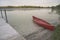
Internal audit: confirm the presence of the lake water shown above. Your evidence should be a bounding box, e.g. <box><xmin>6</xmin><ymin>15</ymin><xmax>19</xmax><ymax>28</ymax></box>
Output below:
<box><xmin>0</xmin><ymin>8</ymin><xmax>60</xmax><ymax>37</ymax></box>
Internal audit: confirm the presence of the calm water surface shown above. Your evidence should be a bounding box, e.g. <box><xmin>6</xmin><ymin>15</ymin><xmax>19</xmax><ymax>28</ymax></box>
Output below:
<box><xmin>0</xmin><ymin>8</ymin><xmax>60</xmax><ymax>36</ymax></box>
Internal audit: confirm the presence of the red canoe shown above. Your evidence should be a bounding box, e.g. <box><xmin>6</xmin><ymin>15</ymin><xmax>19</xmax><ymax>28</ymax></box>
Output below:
<box><xmin>32</xmin><ymin>16</ymin><xmax>55</xmax><ymax>31</ymax></box>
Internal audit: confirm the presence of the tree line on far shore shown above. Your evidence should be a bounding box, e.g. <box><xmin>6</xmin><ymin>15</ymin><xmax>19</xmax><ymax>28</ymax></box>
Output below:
<box><xmin>0</xmin><ymin>6</ymin><xmax>52</xmax><ymax>8</ymax></box>
<box><xmin>51</xmin><ymin>4</ymin><xmax>60</xmax><ymax>9</ymax></box>
<box><xmin>0</xmin><ymin>4</ymin><xmax>60</xmax><ymax>9</ymax></box>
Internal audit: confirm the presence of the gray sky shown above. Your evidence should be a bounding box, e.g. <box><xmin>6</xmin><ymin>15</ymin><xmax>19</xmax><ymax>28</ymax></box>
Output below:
<box><xmin>0</xmin><ymin>0</ymin><xmax>60</xmax><ymax>7</ymax></box>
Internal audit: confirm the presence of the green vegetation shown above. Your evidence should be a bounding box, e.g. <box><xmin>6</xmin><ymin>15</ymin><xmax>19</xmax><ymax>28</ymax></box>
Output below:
<box><xmin>0</xmin><ymin>6</ymin><xmax>52</xmax><ymax>8</ymax></box>
<box><xmin>52</xmin><ymin>24</ymin><xmax>60</xmax><ymax>40</ymax></box>
<box><xmin>56</xmin><ymin>4</ymin><xmax>60</xmax><ymax>9</ymax></box>
<box><xmin>0</xmin><ymin>6</ymin><xmax>41</xmax><ymax>8</ymax></box>
<box><xmin>0</xmin><ymin>4</ymin><xmax>60</xmax><ymax>8</ymax></box>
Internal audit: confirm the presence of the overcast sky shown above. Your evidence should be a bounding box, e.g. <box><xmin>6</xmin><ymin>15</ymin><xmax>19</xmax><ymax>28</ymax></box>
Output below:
<box><xmin>0</xmin><ymin>0</ymin><xmax>60</xmax><ymax>7</ymax></box>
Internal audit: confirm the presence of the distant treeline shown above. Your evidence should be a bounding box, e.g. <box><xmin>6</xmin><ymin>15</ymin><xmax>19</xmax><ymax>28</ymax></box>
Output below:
<box><xmin>51</xmin><ymin>4</ymin><xmax>60</xmax><ymax>9</ymax></box>
<box><xmin>0</xmin><ymin>5</ymin><xmax>60</xmax><ymax>9</ymax></box>
<box><xmin>0</xmin><ymin>6</ymin><xmax>40</xmax><ymax>8</ymax></box>
<box><xmin>56</xmin><ymin>4</ymin><xmax>60</xmax><ymax>9</ymax></box>
<box><xmin>0</xmin><ymin>6</ymin><xmax>51</xmax><ymax>8</ymax></box>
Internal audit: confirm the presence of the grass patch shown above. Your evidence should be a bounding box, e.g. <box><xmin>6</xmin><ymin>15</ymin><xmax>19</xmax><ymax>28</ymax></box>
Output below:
<box><xmin>52</xmin><ymin>24</ymin><xmax>60</xmax><ymax>40</ymax></box>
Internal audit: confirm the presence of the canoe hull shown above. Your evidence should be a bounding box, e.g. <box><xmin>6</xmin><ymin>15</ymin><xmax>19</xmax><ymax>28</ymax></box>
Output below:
<box><xmin>32</xmin><ymin>16</ymin><xmax>55</xmax><ymax>31</ymax></box>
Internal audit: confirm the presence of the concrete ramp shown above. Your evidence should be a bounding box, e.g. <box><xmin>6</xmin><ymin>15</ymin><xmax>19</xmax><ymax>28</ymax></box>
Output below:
<box><xmin>0</xmin><ymin>18</ymin><xmax>26</xmax><ymax>40</ymax></box>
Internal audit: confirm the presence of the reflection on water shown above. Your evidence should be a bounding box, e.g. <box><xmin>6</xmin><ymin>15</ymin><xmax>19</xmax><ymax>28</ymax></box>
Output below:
<box><xmin>55</xmin><ymin>9</ymin><xmax>60</xmax><ymax>24</ymax></box>
<box><xmin>0</xmin><ymin>8</ymin><xmax>60</xmax><ymax>36</ymax></box>
<box><xmin>56</xmin><ymin>10</ymin><xmax>60</xmax><ymax>15</ymax></box>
